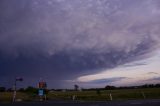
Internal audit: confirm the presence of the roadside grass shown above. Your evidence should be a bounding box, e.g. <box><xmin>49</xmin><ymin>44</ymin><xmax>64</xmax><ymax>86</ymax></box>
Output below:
<box><xmin>0</xmin><ymin>92</ymin><xmax>29</xmax><ymax>102</ymax></box>
<box><xmin>48</xmin><ymin>88</ymin><xmax>160</xmax><ymax>101</ymax></box>
<box><xmin>0</xmin><ymin>88</ymin><xmax>160</xmax><ymax>102</ymax></box>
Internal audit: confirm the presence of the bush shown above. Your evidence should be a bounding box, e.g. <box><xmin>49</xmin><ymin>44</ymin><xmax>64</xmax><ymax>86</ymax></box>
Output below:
<box><xmin>25</xmin><ymin>86</ymin><xmax>38</xmax><ymax>94</ymax></box>
<box><xmin>0</xmin><ymin>87</ymin><xmax>6</xmax><ymax>92</ymax></box>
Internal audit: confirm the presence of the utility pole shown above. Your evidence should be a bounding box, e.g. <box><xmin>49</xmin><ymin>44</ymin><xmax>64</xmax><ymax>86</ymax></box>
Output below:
<box><xmin>12</xmin><ymin>79</ymin><xmax>17</xmax><ymax>102</ymax></box>
<box><xmin>12</xmin><ymin>77</ymin><xmax>23</xmax><ymax>102</ymax></box>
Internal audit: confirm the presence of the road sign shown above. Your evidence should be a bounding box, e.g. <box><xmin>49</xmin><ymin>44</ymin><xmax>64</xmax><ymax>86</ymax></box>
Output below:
<box><xmin>39</xmin><ymin>82</ymin><xmax>47</xmax><ymax>89</ymax></box>
<box><xmin>38</xmin><ymin>89</ymin><xmax>44</xmax><ymax>96</ymax></box>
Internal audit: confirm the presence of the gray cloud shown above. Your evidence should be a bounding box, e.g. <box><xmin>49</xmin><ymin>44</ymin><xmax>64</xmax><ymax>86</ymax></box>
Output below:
<box><xmin>147</xmin><ymin>72</ymin><xmax>159</xmax><ymax>75</ymax></box>
<box><xmin>0</xmin><ymin>0</ymin><xmax>160</xmax><ymax>56</ymax></box>
<box><xmin>149</xmin><ymin>77</ymin><xmax>160</xmax><ymax>81</ymax></box>
<box><xmin>0</xmin><ymin>0</ymin><xmax>160</xmax><ymax>88</ymax></box>
<box><xmin>123</xmin><ymin>62</ymin><xmax>147</xmax><ymax>68</ymax></box>
<box><xmin>88</xmin><ymin>77</ymin><xmax>127</xmax><ymax>84</ymax></box>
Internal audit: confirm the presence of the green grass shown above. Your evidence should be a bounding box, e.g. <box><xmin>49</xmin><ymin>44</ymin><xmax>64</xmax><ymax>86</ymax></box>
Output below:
<box><xmin>0</xmin><ymin>92</ymin><xmax>39</xmax><ymax>102</ymax></box>
<box><xmin>48</xmin><ymin>88</ymin><xmax>160</xmax><ymax>101</ymax></box>
<box><xmin>0</xmin><ymin>88</ymin><xmax>160</xmax><ymax>102</ymax></box>
<box><xmin>0</xmin><ymin>92</ymin><xmax>29</xmax><ymax>102</ymax></box>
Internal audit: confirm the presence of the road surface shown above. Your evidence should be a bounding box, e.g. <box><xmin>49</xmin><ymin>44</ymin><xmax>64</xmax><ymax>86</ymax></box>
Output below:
<box><xmin>0</xmin><ymin>99</ymin><xmax>160</xmax><ymax>106</ymax></box>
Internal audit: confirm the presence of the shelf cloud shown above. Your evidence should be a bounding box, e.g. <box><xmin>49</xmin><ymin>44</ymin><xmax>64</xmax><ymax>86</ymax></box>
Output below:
<box><xmin>0</xmin><ymin>0</ymin><xmax>160</xmax><ymax>88</ymax></box>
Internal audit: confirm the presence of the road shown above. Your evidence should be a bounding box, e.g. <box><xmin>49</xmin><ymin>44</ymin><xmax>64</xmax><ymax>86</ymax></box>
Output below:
<box><xmin>0</xmin><ymin>99</ymin><xmax>160</xmax><ymax>106</ymax></box>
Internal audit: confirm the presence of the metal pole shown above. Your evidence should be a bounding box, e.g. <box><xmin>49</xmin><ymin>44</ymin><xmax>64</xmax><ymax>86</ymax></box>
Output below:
<box><xmin>12</xmin><ymin>79</ymin><xmax>17</xmax><ymax>102</ymax></box>
<box><xmin>109</xmin><ymin>93</ymin><xmax>113</xmax><ymax>101</ymax></box>
<box><xmin>141</xmin><ymin>91</ymin><xmax>146</xmax><ymax>99</ymax></box>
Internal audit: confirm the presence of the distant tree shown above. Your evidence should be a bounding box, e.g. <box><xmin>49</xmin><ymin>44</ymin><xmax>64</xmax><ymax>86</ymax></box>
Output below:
<box><xmin>74</xmin><ymin>84</ymin><xmax>79</xmax><ymax>91</ymax></box>
<box><xmin>155</xmin><ymin>84</ymin><xmax>160</xmax><ymax>88</ymax></box>
<box><xmin>18</xmin><ymin>88</ymin><xmax>25</xmax><ymax>92</ymax></box>
<box><xmin>0</xmin><ymin>87</ymin><xmax>6</xmax><ymax>92</ymax></box>
<box><xmin>105</xmin><ymin>85</ymin><xmax>116</xmax><ymax>90</ymax></box>
<box><xmin>96</xmin><ymin>89</ymin><xmax>101</xmax><ymax>95</ymax></box>
<box><xmin>25</xmin><ymin>86</ymin><xmax>38</xmax><ymax>94</ymax></box>
<box><xmin>148</xmin><ymin>84</ymin><xmax>154</xmax><ymax>88</ymax></box>
<box><xmin>7</xmin><ymin>88</ymin><xmax>13</xmax><ymax>92</ymax></box>
<box><xmin>142</xmin><ymin>84</ymin><xmax>150</xmax><ymax>88</ymax></box>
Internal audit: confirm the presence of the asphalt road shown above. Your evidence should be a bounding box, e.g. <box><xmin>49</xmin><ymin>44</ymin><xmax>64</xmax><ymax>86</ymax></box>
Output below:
<box><xmin>1</xmin><ymin>99</ymin><xmax>160</xmax><ymax>106</ymax></box>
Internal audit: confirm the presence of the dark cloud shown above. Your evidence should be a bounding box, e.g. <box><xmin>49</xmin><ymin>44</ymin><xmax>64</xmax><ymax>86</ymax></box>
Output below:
<box><xmin>147</xmin><ymin>72</ymin><xmax>159</xmax><ymax>75</ymax></box>
<box><xmin>0</xmin><ymin>0</ymin><xmax>160</xmax><ymax>88</ymax></box>
<box><xmin>123</xmin><ymin>62</ymin><xmax>147</xmax><ymax>68</ymax></box>
<box><xmin>149</xmin><ymin>77</ymin><xmax>160</xmax><ymax>81</ymax></box>
<box><xmin>88</xmin><ymin>77</ymin><xmax>127</xmax><ymax>84</ymax></box>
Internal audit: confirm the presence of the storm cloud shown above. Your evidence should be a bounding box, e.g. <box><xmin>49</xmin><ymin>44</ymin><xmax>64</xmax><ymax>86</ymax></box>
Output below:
<box><xmin>0</xmin><ymin>0</ymin><xmax>160</xmax><ymax>88</ymax></box>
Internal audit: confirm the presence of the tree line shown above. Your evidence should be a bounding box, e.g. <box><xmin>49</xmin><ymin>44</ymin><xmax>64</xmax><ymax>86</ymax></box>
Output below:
<box><xmin>83</xmin><ymin>84</ymin><xmax>160</xmax><ymax>91</ymax></box>
<box><xmin>0</xmin><ymin>83</ymin><xmax>160</xmax><ymax>92</ymax></box>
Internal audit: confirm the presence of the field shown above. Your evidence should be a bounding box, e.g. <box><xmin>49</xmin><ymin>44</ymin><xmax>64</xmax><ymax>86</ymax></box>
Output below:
<box><xmin>0</xmin><ymin>88</ymin><xmax>160</xmax><ymax>102</ymax></box>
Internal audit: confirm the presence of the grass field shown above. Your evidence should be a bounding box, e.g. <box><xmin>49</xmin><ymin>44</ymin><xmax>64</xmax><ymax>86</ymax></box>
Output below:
<box><xmin>48</xmin><ymin>88</ymin><xmax>160</xmax><ymax>101</ymax></box>
<box><xmin>0</xmin><ymin>88</ymin><xmax>160</xmax><ymax>102</ymax></box>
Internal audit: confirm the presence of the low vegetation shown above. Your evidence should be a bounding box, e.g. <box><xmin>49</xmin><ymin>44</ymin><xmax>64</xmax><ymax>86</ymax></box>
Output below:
<box><xmin>0</xmin><ymin>88</ymin><xmax>160</xmax><ymax>102</ymax></box>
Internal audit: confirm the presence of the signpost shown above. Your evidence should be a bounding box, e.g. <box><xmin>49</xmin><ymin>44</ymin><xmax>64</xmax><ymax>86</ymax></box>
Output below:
<box><xmin>39</xmin><ymin>82</ymin><xmax>47</xmax><ymax>89</ymax></box>
<box><xmin>38</xmin><ymin>89</ymin><xmax>44</xmax><ymax>96</ymax></box>
<box><xmin>38</xmin><ymin>81</ymin><xmax>47</xmax><ymax>101</ymax></box>
<box><xmin>12</xmin><ymin>77</ymin><xmax>23</xmax><ymax>102</ymax></box>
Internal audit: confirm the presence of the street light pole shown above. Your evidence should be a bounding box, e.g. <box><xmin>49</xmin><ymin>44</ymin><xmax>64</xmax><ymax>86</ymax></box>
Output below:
<box><xmin>12</xmin><ymin>79</ymin><xmax>17</xmax><ymax>102</ymax></box>
<box><xmin>12</xmin><ymin>77</ymin><xmax>23</xmax><ymax>102</ymax></box>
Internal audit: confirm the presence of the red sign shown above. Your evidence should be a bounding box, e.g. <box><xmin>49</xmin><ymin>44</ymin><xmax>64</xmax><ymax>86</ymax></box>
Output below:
<box><xmin>38</xmin><ymin>82</ymin><xmax>47</xmax><ymax>89</ymax></box>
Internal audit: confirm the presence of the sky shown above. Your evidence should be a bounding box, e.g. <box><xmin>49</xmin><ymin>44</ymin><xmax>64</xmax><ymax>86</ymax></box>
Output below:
<box><xmin>0</xmin><ymin>0</ymin><xmax>160</xmax><ymax>89</ymax></box>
